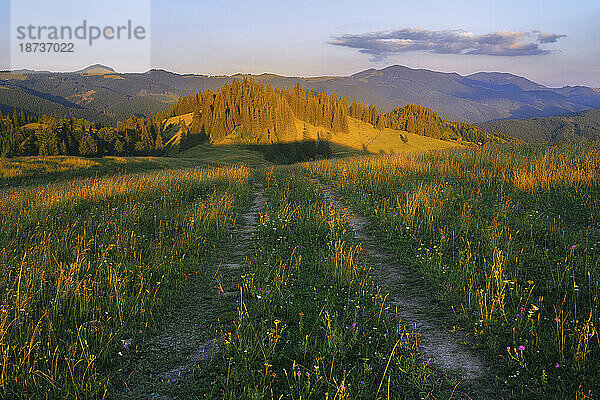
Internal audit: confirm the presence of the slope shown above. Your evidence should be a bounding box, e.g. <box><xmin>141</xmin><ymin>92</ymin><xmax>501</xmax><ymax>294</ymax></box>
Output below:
<box><xmin>295</xmin><ymin>116</ymin><xmax>461</xmax><ymax>154</ymax></box>
<box><xmin>170</xmin><ymin>115</ymin><xmax>461</xmax><ymax>165</ymax></box>
<box><xmin>479</xmin><ymin>108</ymin><xmax>600</xmax><ymax>142</ymax></box>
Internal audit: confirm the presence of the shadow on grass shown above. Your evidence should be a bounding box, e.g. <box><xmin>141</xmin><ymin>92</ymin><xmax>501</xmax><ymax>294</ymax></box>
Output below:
<box><xmin>1</xmin><ymin>141</ymin><xmax>366</xmax><ymax>188</ymax></box>
<box><xmin>0</xmin><ymin>156</ymin><xmax>210</xmax><ymax>189</ymax></box>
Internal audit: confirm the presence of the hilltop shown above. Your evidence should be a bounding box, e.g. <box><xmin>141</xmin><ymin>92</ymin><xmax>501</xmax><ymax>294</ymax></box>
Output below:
<box><xmin>158</xmin><ymin>79</ymin><xmax>503</xmax><ymax>162</ymax></box>
<box><xmin>76</xmin><ymin>64</ymin><xmax>117</xmax><ymax>75</ymax></box>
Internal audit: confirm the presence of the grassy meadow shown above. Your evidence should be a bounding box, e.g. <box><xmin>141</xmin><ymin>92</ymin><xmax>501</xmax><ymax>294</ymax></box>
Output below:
<box><xmin>197</xmin><ymin>169</ymin><xmax>457</xmax><ymax>399</ymax></box>
<box><xmin>0</xmin><ymin>164</ymin><xmax>252</xmax><ymax>398</ymax></box>
<box><xmin>0</xmin><ymin>142</ymin><xmax>598</xmax><ymax>399</ymax></box>
<box><xmin>0</xmin><ymin>156</ymin><xmax>212</xmax><ymax>188</ymax></box>
<box><xmin>306</xmin><ymin>144</ymin><xmax>600</xmax><ymax>399</ymax></box>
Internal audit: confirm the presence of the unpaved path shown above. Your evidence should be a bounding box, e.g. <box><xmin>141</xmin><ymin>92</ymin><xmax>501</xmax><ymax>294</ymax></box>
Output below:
<box><xmin>114</xmin><ymin>183</ymin><xmax>266</xmax><ymax>399</ymax></box>
<box><xmin>310</xmin><ymin>178</ymin><xmax>490</xmax><ymax>385</ymax></box>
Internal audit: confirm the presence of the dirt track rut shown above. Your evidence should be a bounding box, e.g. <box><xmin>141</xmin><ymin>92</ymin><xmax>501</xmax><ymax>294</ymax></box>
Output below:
<box><xmin>310</xmin><ymin>178</ymin><xmax>489</xmax><ymax>383</ymax></box>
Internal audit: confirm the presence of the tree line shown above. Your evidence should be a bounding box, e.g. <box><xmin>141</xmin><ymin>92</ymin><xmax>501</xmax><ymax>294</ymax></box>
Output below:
<box><xmin>382</xmin><ymin>105</ymin><xmax>506</xmax><ymax>144</ymax></box>
<box><xmin>170</xmin><ymin>79</ymin><xmax>350</xmax><ymax>145</ymax></box>
<box><xmin>0</xmin><ymin>109</ymin><xmax>165</xmax><ymax>157</ymax></box>
<box><xmin>170</xmin><ymin>79</ymin><xmax>501</xmax><ymax>145</ymax></box>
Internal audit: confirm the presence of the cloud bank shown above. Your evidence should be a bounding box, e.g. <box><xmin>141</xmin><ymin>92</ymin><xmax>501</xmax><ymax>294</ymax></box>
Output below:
<box><xmin>329</xmin><ymin>28</ymin><xmax>566</xmax><ymax>61</ymax></box>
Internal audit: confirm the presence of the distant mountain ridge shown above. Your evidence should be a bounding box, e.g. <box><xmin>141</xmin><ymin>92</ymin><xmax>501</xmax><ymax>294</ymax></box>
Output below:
<box><xmin>1</xmin><ymin>64</ymin><xmax>599</xmax><ymax>125</ymax></box>
<box><xmin>478</xmin><ymin>108</ymin><xmax>600</xmax><ymax>143</ymax></box>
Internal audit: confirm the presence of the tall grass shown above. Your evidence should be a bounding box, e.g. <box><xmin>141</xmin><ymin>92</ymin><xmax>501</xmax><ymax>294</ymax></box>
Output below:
<box><xmin>0</xmin><ymin>155</ymin><xmax>207</xmax><ymax>188</ymax></box>
<box><xmin>306</xmin><ymin>143</ymin><xmax>600</xmax><ymax>399</ymax></box>
<box><xmin>0</xmin><ymin>165</ymin><xmax>251</xmax><ymax>398</ymax></box>
<box><xmin>195</xmin><ymin>168</ymin><xmax>460</xmax><ymax>399</ymax></box>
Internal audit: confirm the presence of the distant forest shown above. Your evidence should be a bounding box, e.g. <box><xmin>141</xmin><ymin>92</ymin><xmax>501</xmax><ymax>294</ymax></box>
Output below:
<box><xmin>383</xmin><ymin>105</ymin><xmax>503</xmax><ymax>144</ymax></box>
<box><xmin>0</xmin><ymin>110</ymin><xmax>164</xmax><ymax>158</ymax></box>
<box><xmin>0</xmin><ymin>79</ymin><xmax>502</xmax><ymax>158</ymax></box>
<box><xmin>479</xmin><ymin>108</ymin><xmax>600</xmax><ymax>143</ymax></box>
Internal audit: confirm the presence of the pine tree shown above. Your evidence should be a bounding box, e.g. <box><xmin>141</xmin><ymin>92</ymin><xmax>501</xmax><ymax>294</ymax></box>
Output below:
<box><xmin>155</xmin><ymin>131</ymin><xmax>164</xmax><ymax>152</ymax></box>
<box><xmin>79</xmin><ymin>134</ymin><xmax>98</xmax><ymax>157</ymax></box>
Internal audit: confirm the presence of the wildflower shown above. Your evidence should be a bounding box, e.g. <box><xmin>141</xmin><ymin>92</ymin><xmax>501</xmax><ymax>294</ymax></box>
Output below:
<box><xmin>555</xmin><ymin>363</ymin><xmax>560</xmax><ymax>368</ymax></box>
<box><xmin>506</xmin><ymin>347</ymin><xmax>511</xmax><ymax>352</ymax></box>
<box><xmin>518</xmin><ymin>345</ymin><xmax>525</xmax><ymax>351</ymax></box>
<box><xmin>314</xmin><ymin>365</ymin><xmax>319</xmax><ymax>370</ymax></box>
<box><xmin>352</xmin><ymin>323</ymin><xmax>357</xmax><ymax>328</ymax></box>
<box><xmin>297</xmin><ymin>370</ymin><xmax>301</xmax><ymax>376</ymax></box>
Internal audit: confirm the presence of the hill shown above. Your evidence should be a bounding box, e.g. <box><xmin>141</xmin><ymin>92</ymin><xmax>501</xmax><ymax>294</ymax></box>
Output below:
<box><xmin>162</xmin><ymin>80</ymin><xmax>466</xmax><ymax>163</ymax></box>
<box><xmin>2</xmin><ymin>65</ymin><xmax>599</xmax><ymax>124</ymax></box>
<box><xmin>478</xmin><ymin>108</ymin><xmax>600</xmax><ymax>142</ymax></box>
<box><xmin>162</xmin><ymin>79</ymin><xmax>494</xmax><ymax>155</ymax></box>
<box><xmin>76</xmin><ymin>64</ymin><xmax>117</xmax><ymax>75</ymax></box>
<box><xmin>298</xmin><ymin>116</ymin><xmax>461</xmax><ymax>153</ymax></box>
<box><xmin>2</xmin><ymin>78</ymin><xmax>483</xmax><ymax>160</ymax></box>
<box><xmin>171</xmin><ymin>116</ymin><xmax>460</xmax><ymax>166</ymax></box>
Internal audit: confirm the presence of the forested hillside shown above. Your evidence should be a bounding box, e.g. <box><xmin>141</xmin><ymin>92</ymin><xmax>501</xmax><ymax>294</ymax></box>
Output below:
<box><xmin>170</xmin><ymin>80</ymin><xmax>349</xmax><ymax>144</ymax></box>
<box><xmin>383</xmin><ymin>105</ymin><xmax>506</xmax><ymax>144</ymax></box>
<box><xmin>1</xmin><ymin>78</ymin><xmax>503</xmax><ymax>159</ymax></box>
<box><xmin>479</xmin><ymin>108</ymin><xmax>600</xmax><ymax>142</ymax></box>
<box><xmin>169</xmin><ymin>79</ymin><xmax>502</xmax><ymax>146</ymax></box>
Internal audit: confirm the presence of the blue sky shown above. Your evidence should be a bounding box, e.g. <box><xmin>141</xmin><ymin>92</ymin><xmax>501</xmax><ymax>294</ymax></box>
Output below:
<box><xmin>2</xmin><ymin>0</ymin><xmax>600</xmax><ymax>87</ymax></box>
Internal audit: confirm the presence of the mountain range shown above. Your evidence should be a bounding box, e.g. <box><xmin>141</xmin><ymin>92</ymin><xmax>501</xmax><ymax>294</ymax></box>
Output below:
<box><xmin>1</xmin><ymin>63</ymin><xmax>599</xmax><ymax>129</ymax></box>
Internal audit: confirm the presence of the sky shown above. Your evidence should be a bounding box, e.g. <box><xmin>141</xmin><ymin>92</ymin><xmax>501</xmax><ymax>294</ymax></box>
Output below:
<box><xmin>1</xmin><ymin>0</ymin><xmax>599</xmax><ymax>87</ymax></box>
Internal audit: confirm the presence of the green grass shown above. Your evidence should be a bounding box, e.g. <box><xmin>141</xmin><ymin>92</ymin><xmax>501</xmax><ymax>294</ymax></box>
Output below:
<box><xmin>177</xmin><ymin>144</ymin><xmax>269</xmax><ymax>167</ymax></box>
<box><xmin>0</xmin><ymin>156</ymin><xmax>208</xmax><ymax>188</ymax></box>
<box><xmin>306</xmin><ymin>143</ymin><xmax>600</xmax><ymax>399</ymax></box>
<box><xmin>0</xmin><ymin>165</ymin><xmax>252</xmax><ymax>398</ymax></box>
<box><xmin>189</xmin><ymin>168</ymin><xmax>458</xmax><ymax>399</ymax></box>
<box><xmin>2</xmin><ymin>143</ymin><xmax>599</xmax><ymax>399</ymax></box>
<box><xmin>292</xmin><ymin>116</ymin><xmax>461</xmax><ymax>154</ymax></box>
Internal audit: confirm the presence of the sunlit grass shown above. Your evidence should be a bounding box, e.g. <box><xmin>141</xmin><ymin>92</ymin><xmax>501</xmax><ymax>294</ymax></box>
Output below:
<box><xmin>0</xmin><ymin>155</ymin><xmax>209</xmax><ymax>188</ymax></box>
<box><xmin>0</xmin><ymin>165</ymin><xmax>252</xmax><ymax>399</ymax></box>
<box><xmin>4</xmin><ymin>143</ymin><xmax>600</xmax><ymax>399</ymax></box>
<box><xmin>306</xmin><ymin>143</ymin><xmax>600</xmax><ymax>399</ymax></box>
<box><xmin>196</xmin><ymin>168</ymin><xmax>458</xmax><ymax>399</ymax></box>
